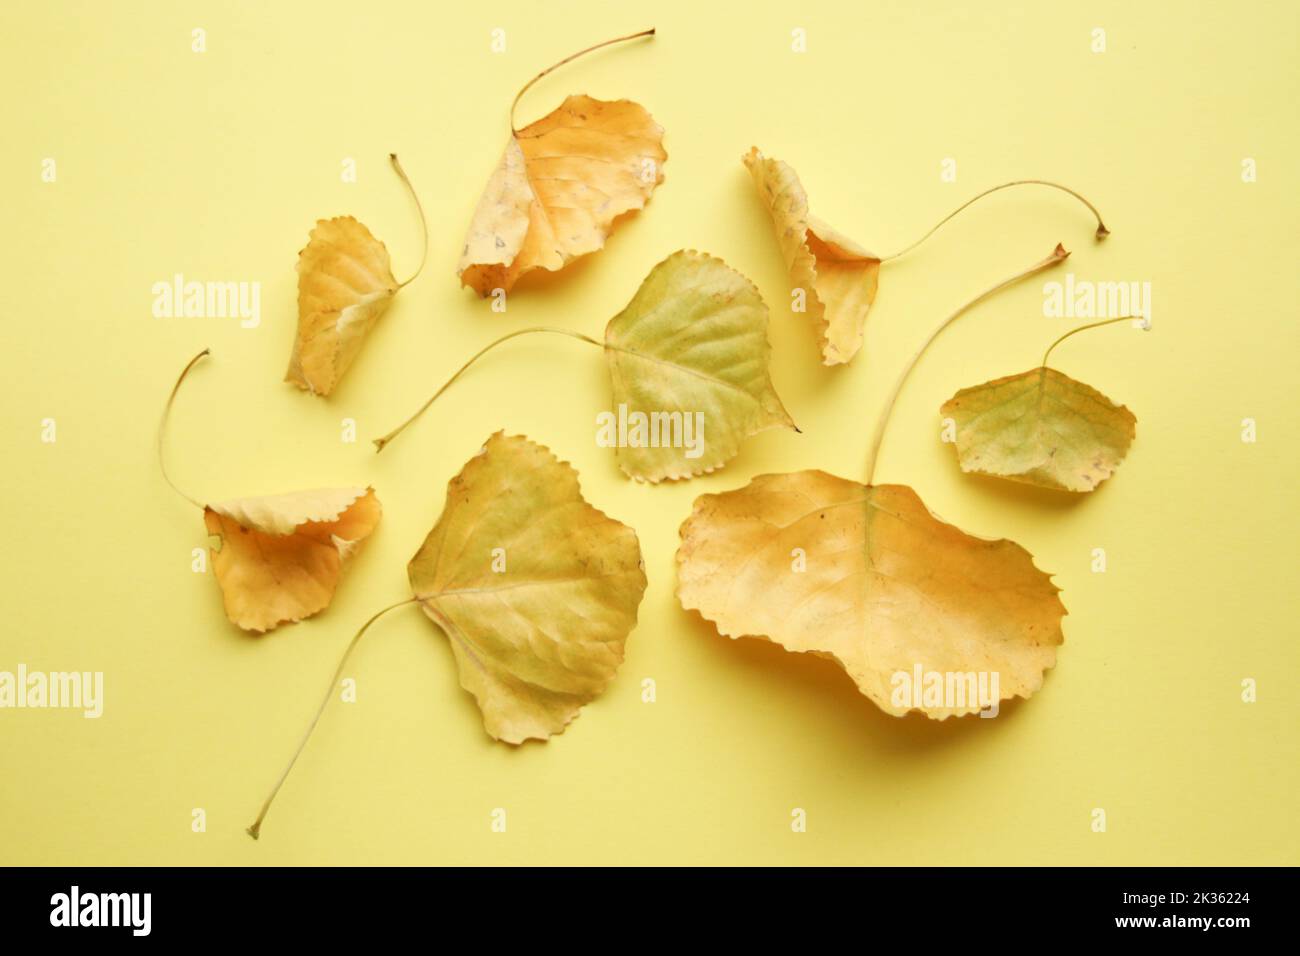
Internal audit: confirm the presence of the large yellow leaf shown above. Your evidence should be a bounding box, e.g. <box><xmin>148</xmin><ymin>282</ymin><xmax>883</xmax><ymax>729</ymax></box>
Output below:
<box><xmin>458</xmin><ymin>94</ymin><xmax>666</xmax><ymax>296</ymax></box>
<box><xmin>603</xmin><ymin>250</ymin><xmax>796</xmax><ymax>481</ymax></box>
<box><xmin>204</xmin><ymin>487</ymin><xmax>381</xmax><ymax>633</ymax></box>
<box><xmin>942</xmin><ymin>367</ymin><xmax>1137</xmax><ymax>493</ymax></box>
<box><xmin>286</xmin><ymin>216</ymin><xmax>398</xmax><ymax>396</ymax></box>
<box><xmin>676</xmin><ymin>472</ymin><xmax>1064</xmax><ymax>718</ymax></box>
<box><xmin>743</xmin><ymin>147</ymin><xmax>880</xmax><ymax>366</ymax></box>
<box><xmin>408</xmin><ymin>433</ymin><xmax>647</xmax><ymax>743</ymax></box>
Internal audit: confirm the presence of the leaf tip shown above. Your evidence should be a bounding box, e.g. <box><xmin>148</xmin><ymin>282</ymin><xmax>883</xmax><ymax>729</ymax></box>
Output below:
<box><xmin>245</xmin><ymin>824</ymin><xmax>261</xmax><ymax>841</ymax></box>
<box><xmin>1095</xmin><ymin>223</ymin><xmax>1110</xmax><ymax>240</ymax></box>
<box><xmin>1053</xmin><ymin>243</ymin><xmax>1070</xmax><ymax>260</ymax></box>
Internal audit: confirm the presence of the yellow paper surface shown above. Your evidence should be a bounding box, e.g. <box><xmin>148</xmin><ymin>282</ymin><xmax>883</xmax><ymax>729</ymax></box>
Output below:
<box><xmin>0</xmin><ymin>0</ymin><xmax>1296</xmax><ymax>865</ymax></box>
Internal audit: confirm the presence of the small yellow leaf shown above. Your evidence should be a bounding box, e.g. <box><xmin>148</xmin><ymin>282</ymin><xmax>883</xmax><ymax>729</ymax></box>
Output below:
<box><xmin>458</xmin><ymin>95</ymin><xmax>666</xmax><ymax>296</ymax></box>
<box><xmin>604</xmin><ymin>250</ymin><xmax>796</xmax><ymax>481</ymax></box>
<box><xmin>743</xmin><ymin>147</ymin><xmax>880</xmax><ymax>366</ymax></box>
<box><xmin>677</xmin><ymin>472</ymin><xmax>1064</xmax><ymax>718</ymax></box>
<box><xmin>409</xmin><ymin>433</ymin><xmax>647</xmax><ymax>743</ymax></box>
<box><xmin>205</xmin><ymin>487</ymin><xmax>381</xmax><ymax>633</ymax></box>
<box><xmin>942</xmin><ymin>366</ymin><xmax>1137</xmax><ymax>492</ymax></box>
<box><xmin>286</xmin><ymin>217</ymin><xmax>398</xmax><ymax>396</ymax></box>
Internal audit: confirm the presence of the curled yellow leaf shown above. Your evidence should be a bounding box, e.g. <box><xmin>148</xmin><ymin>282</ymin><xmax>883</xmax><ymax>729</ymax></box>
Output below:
<box><xmin>743</xmin><ymin>147</ymin><xmax>880</xmax><ymax>366</ymax></box>
<box><xmin>159</xmin><ymin>349</ymin><xmax>383</xmax><ymax>634</ymax></box>
<box><xmin>286</xmin><ymin>155</ymin><xmax>426</xmax><ymax>396</ymax></box>
<box><xmin>677</xmin><ymin>471</ymin><xmax>1065</xmax><ymax>719</ymax></box>
<box><xmin>286</xmin><ymin>216</ymin><xmax>398</xmax><ymax>396</ymax></box>
<box><xmin>744</xmin><ymin>155</ymin><xmax>1111</xmax><ymax>367</ymax></box>
<box><xmin>205</xmin><ymin>488</ymin><xmax>381</xmax><ymax>633</ymax></box>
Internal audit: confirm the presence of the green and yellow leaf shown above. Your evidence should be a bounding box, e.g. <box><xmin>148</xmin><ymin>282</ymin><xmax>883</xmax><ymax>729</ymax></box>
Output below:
<box><xmin>602</xmin><ymin>249</ymin><xmax>796</xmax><ymax>482</ymax></box>
<box><xmin>409</xmin><ymin>433</ymin><xmax>647</xmax><ymax>743</ymax></box>
<box><xmin>941</xmin><ymin>366</ymin><xmax>1136</xmax><ymax>492</ymax></box>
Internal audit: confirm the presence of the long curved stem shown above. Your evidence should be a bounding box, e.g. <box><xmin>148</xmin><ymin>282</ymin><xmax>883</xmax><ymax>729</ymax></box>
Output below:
<box><xmin>158</xmin><ymin>348</ymin><xmax>210</xmax><ymax>509</ymax></box>
<box><xmin>510</xmin><ymin>28</ymin><xmax>656</xmax><ymax>132</ymax></box>
<box><xmin>865</xmin><ymin>244</ymin><xmax>1071</xmax><ymax>485</ymax></box>
<box><xmin>1041</xmin><ymin>315</ymin><xmax>1139</xmax><ymax>367</ymax></box>
<box><xmin>390</xmin><ymin>153</ymin><xmax>427</xmax><ymax>288</ymax></box>
<box><xmin>879</xmin><ymin>181</ymin><xmax>1108</xmax><ymax>262</ymax></box>
<box><xmin>247</xmin><ymin>598</ymin><xmax>419</xmax><ymax>840</ymax></box>
<box><xmin>373</xmin><ymin>327</ymin><xmax>603</xmax><ymax>452</ymax></box>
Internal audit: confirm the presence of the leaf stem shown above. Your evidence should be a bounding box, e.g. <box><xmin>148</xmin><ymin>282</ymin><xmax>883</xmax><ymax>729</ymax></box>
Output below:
<box><xmin>1041</xmin><ymin>315</ymin><xmax>1140</xmax><ymax>367</ymax></box>
<box><xmin>509</xmin><ymin>28</ymin><xmax>656</xmax><ymax>132</ymax></box>
<box><xmin>865</xmin><ymin>244</ymin><xmax>1071</xmax><ymax>485</ymax></box>
<box><xmin>879</xmin><ymin>181</ymin><xmax>1108</xmax><ymax>262</ymax></box>
<box><xmin>246</xmin><ymin>598</ymin><xmax>419</xmax><ymax>840</ymax></box>
<box><xmin>157</xmin><ymin>347</ymin><xmax>210</xmax><ymax>509</ymax></box>
<box><xmin>373</xmin><ymin>327</ymin><xmax>603</xmax><ymax>452</ymax></box>
<box><xmin>390</xmin><ymin>153</ymin><xmax>427</xmax><ymax>289</ymax></box>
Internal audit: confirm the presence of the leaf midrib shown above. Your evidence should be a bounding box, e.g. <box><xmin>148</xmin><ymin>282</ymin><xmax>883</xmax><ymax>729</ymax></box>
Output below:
<box><xmin>603</xmin><ymin>340</ymin><xmax>758</xmax><ymax>402</ymax></box>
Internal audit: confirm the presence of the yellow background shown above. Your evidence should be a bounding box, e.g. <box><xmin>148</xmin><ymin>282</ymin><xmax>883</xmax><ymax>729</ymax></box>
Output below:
<box><xmin>2</xmin><ymin>0</ymin><xmax>1297</xmax><ymax>866</ymax></box>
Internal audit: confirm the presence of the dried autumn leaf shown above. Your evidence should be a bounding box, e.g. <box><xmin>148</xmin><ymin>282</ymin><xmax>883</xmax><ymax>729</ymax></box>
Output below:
<box><xmin>205</xmin><ymin>488</ymin><xmax>382</xmax><ymax>633</ymax></box>
<box><xmin>457</xmin><ymin>29</ymin><xmax>666</xmax><ymax>296</ymax></box>
<box><xmin>941</xmin><ymin>317</ymin><xmax>1140</xmax><ymax>493</ymax></box>
<box><xmin>602</xmin><ymin>249</ymin><xmax>795</xmax><ymax>480</ymax></box>
<box><xmin>246</xmin><ymin>432</ymin><xmax>647</xmax><ymax>838</ymax></box>
<box><xmin>743</xmin><ymin>147</ymin><xmax>880</xmax><ymax>366</ymax></box>
<box><xmin>677</xmin><ymin>472</ymin><xmax>1065</xmax><ymax>718</ymax></box>
<box><xmin>375</xmin><ymin>250</ymin><xmax>797</xmax><ymax>483</ymax></box>
<box><xmin>410</xmin><ymin>432</ymin><xmax>647</xmax><ymax>742</ymax></box>
<box><xmin>743</xmin><ymin>149</ymin><xmax>1109</xmax><ymax>366</ymax></box>
<box><xmin>286</xmin><ymin>155</ymin><xmax>426</xmax><ymax>396</ymax></box>
<box><xmin>286</xmin><ymin>217</ymin><xmax>395</xmax><ymax>395</ymax></box>
<box><xmin>160</xmin><ymin>350</ymin><xmax>382</xmax><ymax>633</ymax></box>
<box><xmin>943</xmin><ymin>369</ymin><xmax>1135</xmax><ymax>492</ymax></box>
<box><xmin>678</xmin><ymin>247</ymin><xmax>1076</xmax><ymax>719</ymax></box>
